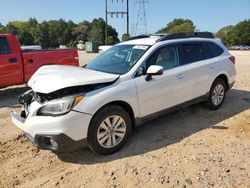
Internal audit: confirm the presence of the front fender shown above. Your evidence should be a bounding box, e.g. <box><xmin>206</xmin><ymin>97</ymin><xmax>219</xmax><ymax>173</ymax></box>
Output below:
<box><xmin>73</xmin><ymin>79</ymin><xmax>140</xmax><ymax>118</ymax></box>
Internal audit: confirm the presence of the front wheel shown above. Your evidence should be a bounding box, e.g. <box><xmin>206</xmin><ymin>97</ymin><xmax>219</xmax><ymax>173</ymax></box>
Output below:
<box><xmin>87</xmin><ymin>105</ymin><xmax>132</xmax><ymax>155</ymax></box>
<box><xmin>206</xmin><ymin>78</ymin><xmax>227</xmax><ymax>110</ymax></box>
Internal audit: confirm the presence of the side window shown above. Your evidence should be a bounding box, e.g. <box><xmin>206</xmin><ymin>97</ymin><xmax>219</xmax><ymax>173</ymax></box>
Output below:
<box><xmin>0</xmin><ymin>37</ymin><xmax>11</xmax><ymax>55</ymax></box>
<box><xmin>146</xmin><ymin>46</ymin><xmax>179</xmax><ymax>70</ymax></box>
<box><xmin>181</xmin><ymin>43</ymin><xmax>205</xmax><ymax>65</ymax></box>
<box><xmin>203</xmin><ymin>42</ymin><xmax>214</xmax><ymax>59</ymax></box>
<box><xmin>203</xmin><ymin>42</ymin><xmax>224</xmax><ymax>59</ymax></box>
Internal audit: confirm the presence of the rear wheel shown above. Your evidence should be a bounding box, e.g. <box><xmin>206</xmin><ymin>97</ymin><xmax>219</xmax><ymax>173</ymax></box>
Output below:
<box><xmin>206</xmin><ymin>78</ymin><xmax>227</xmax><ymax>110</ymax></box>
<box><xmin>87</xmin><ymin>105</ymin><xmax>132</xmax><ymax>155</ymax></box>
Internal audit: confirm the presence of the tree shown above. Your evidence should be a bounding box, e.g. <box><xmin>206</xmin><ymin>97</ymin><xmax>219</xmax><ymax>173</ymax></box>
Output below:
<box><xmin>107</xmin><ymin>25</ymin><xmax>120</xmax><ymax>44</ymax></box>
<box><xmin>234</xmin><ymin>19</ymin><xmax>250</xmax><ymax>45</ymax></box>
<box><xmin>3</xmin><ymin>21</ymin><xmax>35</xmax><ymax>45</ymax></box>
<box><xmin>4</xmin><ymin>23</ymin><xmax>19</xmax><ymax>36</ymax></box>
<box><xmin>88</xmin><ymin>18</ymin><xmax>119</xmax><ymax>45</ymax></box>
<box><xmin>0</xmin><ymin>17</ymin><xmax>120</xmax><ymax>47</ymax></box>
<box><xmin>215</xmin><ymin>26</ymin><xmax>236</xmax><ymax>46</ymax></box>
<box><xmin>65</xmin><ymin>20</ymin><xmax>77</xmax><ymax>47</ymax></box>
<box><xmin>46</xmin><ymin>20</ymin><xmax>63</xmax><ymax>47</ymax></box>
<box><xmin>27</xmin><ymin>17</ymin><xmax>38</xmax><ymax>27</ymax></box>
<box><xmin>122</xmin><ymin>33</ymin><xmax>130</xmax><ymax>41</ymax></box>
<box><xmin>19</xmin><ymin>31</ymin><xmax>34</xmax><ymax>45</ymax></box>
<box><xmin>0</xmin><ymin>23</ymin><xmax>5</xmax><ymax>33</ymax></box>
<box><xmin>35</xmin><ymin>21</ymin><xmax>50</xmax><ymax>48</ymax></box>
<box><xmin>88</xmin><ymin>18</ymin><xmax>106</xmax><ymax>44</ymax></box>
<box><xmin>157</xmin><ymin>18</ymin><xmax>195</xmax><ymax>34</ymax></box>
<box><xmin>216</xmin><ymin>19</ymin><xmax>250</xmax><ymax>46</ymax></box>
<box><xmin>72</xmin><ymin>20</ymin><xmax>91</xmax><ymax>42</ymax></box>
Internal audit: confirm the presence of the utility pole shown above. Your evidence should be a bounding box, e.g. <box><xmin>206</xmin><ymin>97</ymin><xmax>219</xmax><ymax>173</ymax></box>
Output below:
<box><xmin>105</xmin><ymin>0</ymin><xmax>108</xmax><ymax>45</ymax></box>
<box><xmin>127</xmin><ymin>0</ymin><xmax>129</xmax><ymax>35</ymax></box>
<box><xmin>105</xmin><ymin>0</ymin><xmax>129</xmax><ymax>45</ymax></box>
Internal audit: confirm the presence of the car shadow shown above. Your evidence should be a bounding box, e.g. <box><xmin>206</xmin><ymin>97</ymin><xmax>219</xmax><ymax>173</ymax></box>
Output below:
<box><xmin>0</xmin><ymin>86</ymin><xmax>29</xmax><ymax>108</ymax></box>
<box><xmin>57</xmin><ymin>88</ymin><xmax>250</xmax><ymax>164</ymax></box>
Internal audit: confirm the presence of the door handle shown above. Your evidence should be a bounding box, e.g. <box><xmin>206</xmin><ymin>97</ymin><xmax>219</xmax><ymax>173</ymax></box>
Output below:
<box><xmin>210</xmin><ymin>64</ymin><xmax>215</xmax><ymax>68</ymax></box>
<box><xmin>28</xmin><ymin>59</ymin><xmax>33</xmax><ymax>64</ymax></box>
<box><xmin>9</xmin><ymin>58</ymin><xmax>17</xmax><ymax>63</ymax></box>
<box><xmin>176</xmin><ymin>73</ymin><xmax>184</xmax><ymax>79</ymax></box>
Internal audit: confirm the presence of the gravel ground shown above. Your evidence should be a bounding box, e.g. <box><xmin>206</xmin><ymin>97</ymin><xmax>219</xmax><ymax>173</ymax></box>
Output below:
<box><xmin>0</xmin><ymin>51</ymin><xmax>249</xmax><ymax>188</ymax></box>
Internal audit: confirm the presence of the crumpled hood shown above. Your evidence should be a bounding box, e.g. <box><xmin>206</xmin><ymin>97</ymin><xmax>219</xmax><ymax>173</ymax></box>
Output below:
<box><xmin>28</xmin><ymin>65</ymin><xmax>119</xmax><ymax>94</ymax></box>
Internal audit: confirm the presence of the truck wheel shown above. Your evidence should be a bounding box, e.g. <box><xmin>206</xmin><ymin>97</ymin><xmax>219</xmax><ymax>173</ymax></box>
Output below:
<box><xmin>206</xmin><ymin>78</ymin><xmax>226</xmax><ymax>110</ymax></box>
<box><xmin>87</xmin><ymin>105</ymin><xmax>132</xmax><ymax>155</ymax></box>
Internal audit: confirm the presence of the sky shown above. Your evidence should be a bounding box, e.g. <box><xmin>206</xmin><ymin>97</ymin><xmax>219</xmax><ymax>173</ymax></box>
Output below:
<box><xmin>0</xmin><ymin>0</ymin><xmax>250</xmax><ymax>37</ymax></box>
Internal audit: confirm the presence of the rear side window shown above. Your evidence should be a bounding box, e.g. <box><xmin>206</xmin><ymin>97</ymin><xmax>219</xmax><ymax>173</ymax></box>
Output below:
<box><xmin>203</xmin><ymin>42</ymin><xmax>224</xmax><ymax>59</ymax></box>
<box><xmin>0</xmin><ymin>37</ymin><xmax>11</xmax><ymax>55</ymax></box>
<box><xmin>181</xmin><ymin>43</ymin><xmax>205</xmax><ymax>64</ymax></box>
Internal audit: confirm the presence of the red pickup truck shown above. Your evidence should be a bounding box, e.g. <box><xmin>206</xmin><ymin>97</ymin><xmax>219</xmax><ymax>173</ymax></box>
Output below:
<box><xmin>0</xmin><ymin>34</ymin><xmax>79</xmax><ymax>88</ymax></box>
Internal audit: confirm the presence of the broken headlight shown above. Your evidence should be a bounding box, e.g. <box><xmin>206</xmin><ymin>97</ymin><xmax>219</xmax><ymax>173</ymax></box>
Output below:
<box><xmin>37</xmin><ymin>96</ymin><xmax>83</xmax><ymax>116</ymax></box>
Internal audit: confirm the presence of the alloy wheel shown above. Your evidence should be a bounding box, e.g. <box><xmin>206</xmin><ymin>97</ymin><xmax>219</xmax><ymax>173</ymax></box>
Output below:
<box><xmin>97</xmin><ymin>115</ymin><xmax>127</xmax><ymax>148</ymax></box>
<box><xmin>212</xmin><ymin>84</ymin><xmax>225</xmax><ymax>106</ymax></box>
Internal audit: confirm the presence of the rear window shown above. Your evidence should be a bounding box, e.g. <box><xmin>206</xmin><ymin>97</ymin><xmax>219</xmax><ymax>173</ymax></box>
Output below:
<box><xmin>203</xmin><ymin>42</ymin><xmax>224</xmax><ymax>59</ymax></box>
<box><xmin>0</xmin><ymin>37</ymin><xmax>11</xmax><ymax>55</ymax></box>
<box><xmin>181</xmin><ymin>43</ymin><xmax>205</xmax><ymax>64</ymax></box>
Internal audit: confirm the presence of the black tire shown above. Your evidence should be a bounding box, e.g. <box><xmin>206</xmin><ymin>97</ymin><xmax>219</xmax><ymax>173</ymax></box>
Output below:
<box><xmin>87</xmin><ymin>105</ymin><xmax>132</xmax><ymax>155</ymax></box>
<box><xmin>206</xmin><ymin>78</ymin><xmax>227</xmax><ymax>110</ymax></box>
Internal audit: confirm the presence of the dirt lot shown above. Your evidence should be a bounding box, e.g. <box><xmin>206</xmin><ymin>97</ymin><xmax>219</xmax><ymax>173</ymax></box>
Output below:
<box><xmin>0</xmin><ymin>51</ymin><xmax>249</xmax><ymax>188</ymax></box>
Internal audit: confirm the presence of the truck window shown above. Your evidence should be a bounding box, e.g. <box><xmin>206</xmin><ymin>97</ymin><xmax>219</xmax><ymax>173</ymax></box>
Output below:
<box><xmin>0</xmin><ymin>37</ymin><xmax>11</xmax><ymax>55</ymax></box>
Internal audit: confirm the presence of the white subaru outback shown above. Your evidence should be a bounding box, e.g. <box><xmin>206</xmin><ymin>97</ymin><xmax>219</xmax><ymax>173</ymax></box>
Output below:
<box><xmin>12</xmin><ymin>32</ymin><xmax>236</xmax><ymax>155</ymax></box>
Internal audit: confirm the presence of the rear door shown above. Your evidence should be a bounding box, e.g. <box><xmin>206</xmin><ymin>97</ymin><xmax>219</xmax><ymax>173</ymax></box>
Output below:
<box><xmin>134</xmin><ymin>44</ymin><xmax>187</xmax><ymax>117</ymax></box>
<box><xmin>0</xmin><ymin>36</ymin><xmax>23</xmax><ymax>87</ymax></box>
<box><xmin>180</xmin><ymin>42</ymin><xmax>215</xmax><ymax>101</ymax></box>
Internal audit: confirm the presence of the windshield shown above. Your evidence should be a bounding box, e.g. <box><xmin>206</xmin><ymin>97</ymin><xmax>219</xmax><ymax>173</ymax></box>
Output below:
<box><xmin>85</xmin><ymin>44</ymin><xmax>150</xmax><ymax>75</ymax></box>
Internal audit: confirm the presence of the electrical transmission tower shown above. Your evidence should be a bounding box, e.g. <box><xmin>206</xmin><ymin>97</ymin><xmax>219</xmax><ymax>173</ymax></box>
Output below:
<box><xmin>135</xmin><ymin>0</ymin><xmax>148</xmax><ymax>35</ymax></box>
<box><xmin>105</xmin><ymin>0</ymin><xmax>129</xmax><ymax>45</ymax></box>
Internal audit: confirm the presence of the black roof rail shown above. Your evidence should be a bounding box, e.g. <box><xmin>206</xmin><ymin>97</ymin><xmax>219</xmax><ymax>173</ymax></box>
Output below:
<box><xmin>149</xmin><ymin>33</ymin><xmax>168</xmax><ymax>37</ymax></box>
<box><xmin>126</xmin><ymin>34</ymin><xmax>150</xmax><ymax>41</ymax></box>
<box><xmin>193</xmin><ymin>32</ymin><xmax>214</xmax><ymax>38</ymax></box>
<box><xmin>156</xmin><ymin>32</ymin><xmax>214</xmax><ymax>42</ymax></box>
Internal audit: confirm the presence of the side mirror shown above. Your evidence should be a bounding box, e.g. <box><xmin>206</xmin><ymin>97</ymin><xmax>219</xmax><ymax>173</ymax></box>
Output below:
<box><xmin>145</xmin><ymin>65</ymin><xmax>164</xmax><ymax>81</ymax></box>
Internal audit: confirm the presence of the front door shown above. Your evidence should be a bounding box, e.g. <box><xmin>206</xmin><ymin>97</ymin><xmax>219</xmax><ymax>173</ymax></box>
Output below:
<box><xmin>0</xmin><ymin>36</ymin><xmax>22</xmax><ymax>87</ymax></box>
<box><xmin>134</xmin><ymin>45</ymin><xmax>187</xmax><ymax>117</ymax></box>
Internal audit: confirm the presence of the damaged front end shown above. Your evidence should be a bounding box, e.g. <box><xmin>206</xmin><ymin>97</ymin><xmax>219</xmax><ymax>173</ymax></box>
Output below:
<box><xmin>18</xmin><ymin>89</ymin><xmax>34</xmax><ymax>118</ymax></box>
<box><xmin>18</xmin><ymin>82</ymin><xmax>114</xmax><ymax>118</ymax></box>
<box><xmin>33</xmin><ymin>81</ymin><xmax>113</xmax><ymax>103</ymax></box>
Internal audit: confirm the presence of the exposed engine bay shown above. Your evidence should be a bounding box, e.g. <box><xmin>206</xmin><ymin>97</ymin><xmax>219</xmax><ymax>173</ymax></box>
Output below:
<box><xmin>20</xmin><ymin>82</ymin><xmax>114</xmax><ymax>105</ymax></box>
<box><xmin>18</xmin><ymin>81</ymin><xmax>115</xmax><ymax>118</ymax></box>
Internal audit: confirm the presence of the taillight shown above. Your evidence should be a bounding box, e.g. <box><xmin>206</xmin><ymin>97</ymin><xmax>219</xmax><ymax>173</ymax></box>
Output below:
<box><xmin>229</xmin><ymin>56</ymin><xmax>236</xmax><ymax>64</ymax></box>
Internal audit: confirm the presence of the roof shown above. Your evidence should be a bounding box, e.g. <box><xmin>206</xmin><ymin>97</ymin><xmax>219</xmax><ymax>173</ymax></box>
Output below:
<box><xmin>119</xmin><ymin>35</ymin><xmax>161</xmax><ymax>46</ymax></box>
<box><xmin>119</xmin><ymin>32</ymin><xmax>216</xmax><ymax>46</ymax></box>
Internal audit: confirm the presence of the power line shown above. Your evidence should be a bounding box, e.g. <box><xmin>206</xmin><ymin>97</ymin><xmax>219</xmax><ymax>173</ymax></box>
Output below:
<box><xmin>135</xmin><ymin>0</ymin><xmax>148</xmax><ymax>35</ymax></box>
<box><xmin>105</xmin><ymin>0</ymin><xmax>129</xmax><ymax>45</ymax></box>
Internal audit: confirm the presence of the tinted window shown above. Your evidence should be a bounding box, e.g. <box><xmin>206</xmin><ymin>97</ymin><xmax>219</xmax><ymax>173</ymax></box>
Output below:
<box><xmin>0</xmin><ymin>37</ymin><xmax>11</xmax><ymax>55</ymax></box>
<box><xmin>146</xmin><ymin>46</ymin><xmax>179</xmax><ymax>70</ymax></box>
<box><xmin>203</xmin><ymin>42</ymin><xmax>224</xmax><ymax>59</ymax></box>
<box><xmin>181</xmin><ymin>43</ymin><xmax>205</xmax><ymax>64</ymax></box>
